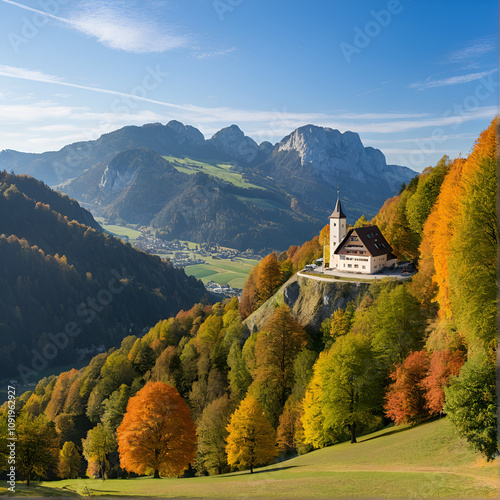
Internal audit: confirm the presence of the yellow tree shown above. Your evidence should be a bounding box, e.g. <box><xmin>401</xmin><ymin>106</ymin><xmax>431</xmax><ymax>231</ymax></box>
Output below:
<box><xmin>257</xmin><ymin>253</ymin><xmax>283</xmax><ymax>303</ymax></box>
<box><xmin>117</xmin><ymin>382</ymin><xmax>196</xmax><ymax>478</ymax></box>
<box><xmin>58</xmin><ymin>441</ymin><xmax>81</xmax><ymax>479</ymax></box>
<box><xmin>226</xmin><ymin>396</ymin><xmax>277</xmax><ymax>473</ymax></box>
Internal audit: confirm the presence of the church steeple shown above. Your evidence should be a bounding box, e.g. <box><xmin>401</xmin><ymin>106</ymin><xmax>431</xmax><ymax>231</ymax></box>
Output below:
<box><xmin>329</xmin><ymin>197</ymin><xmax>346</xmax><ymax>219</ymax></box>
<box><xmin>329</xmin><ymin>191</ymin><xmax>347</xmax><ymax>267</ymax></box>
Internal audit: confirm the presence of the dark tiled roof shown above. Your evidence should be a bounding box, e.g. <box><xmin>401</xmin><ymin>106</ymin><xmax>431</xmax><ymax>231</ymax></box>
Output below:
<box><xmin>335</xmin><ymin>225</ymin><xmax>393</xmax><ymax>257</ymax></box>
<box><xmin>329</xmin><ymin>197</ymin><xmax>346</xmax><ymax>218</ymax></box>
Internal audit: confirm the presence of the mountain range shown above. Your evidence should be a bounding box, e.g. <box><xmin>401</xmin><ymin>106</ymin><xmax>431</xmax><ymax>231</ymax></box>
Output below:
<box><xmin>0</xmin><ymin>121</ymin><xmax>416</xmax><ymax>252</ymax></box>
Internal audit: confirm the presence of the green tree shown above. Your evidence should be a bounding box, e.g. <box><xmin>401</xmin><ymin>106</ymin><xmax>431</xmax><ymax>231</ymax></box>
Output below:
<box><xmin>321</xmin><ymin>334</ymin><xmax>383</xmax><ymax>443</ymax></box>
<box><xmin>196</xmin><ymin>395</ymin><xmax>233</xmax><ymax>475</ymax></box>
<box><xmin>444</xmin><ymin>353</ymin><xmax>498</xmax><ymax>461</ymax></box>
<box><xmin>82</xmin><ymin>423</ymin><xmax>116</xmax><ymax>480</ymax></box>
<box><xmin>372</xmin><ymin>284</ymin><xmax>425</xmax><ymax>370</ymax></box>
<box><xmin>58</xmin><ymin>441</ymin><xmax>82</xmax><ymax>479</ymax></box>
<box><xmin>406</xmin><ymin>156</ymin><xmax>450</xmax><ymax>236</ymax></box>
<box><xmin>226</xmin><ymin>396</ymin><xmax>277</xmax><ymax>473</ymax></box>
<box><xmin>16</xmin><ymin>413</ymin><xmax>59</xmax><ymax>486</ymax></box>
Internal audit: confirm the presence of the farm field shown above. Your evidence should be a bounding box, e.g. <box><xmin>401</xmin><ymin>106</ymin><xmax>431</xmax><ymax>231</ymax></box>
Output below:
<box><xmin>163</xmin><ymin>155</ymin><xmax>264</xmax><ymax>190</ymax></box>
<box><xmin>5</xmin><ymin>419</ymin><xmax>497</xmax><ymax>498</ymax></box>
<box><xmin>184</xmin><ymin>256</ymin><xmax>259</xmax><ymax>288</ymax></box>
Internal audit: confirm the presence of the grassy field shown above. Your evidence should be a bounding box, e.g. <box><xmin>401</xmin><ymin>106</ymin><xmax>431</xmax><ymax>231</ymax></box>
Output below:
<box><xmin>185</xmin><ymin>256</ymin><xmax>259</xmax><ymax>288</ymax></box>
<box><xmin>4</xmin><ymin>419</ymin><xmax>497</xmax><ymax>498</ymax></box>
<box><xmin>163</xmin><ymin>155</ymin><xmax>264</xmax><ymax>190</ymax></box>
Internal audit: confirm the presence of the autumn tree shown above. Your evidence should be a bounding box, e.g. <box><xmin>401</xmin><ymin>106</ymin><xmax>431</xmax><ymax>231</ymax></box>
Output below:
<box><xmin>58</xmin><ymin>441</ymin><xmax>82</xmax><ymax>479</ymax></box>
<box><xmin>257</xmin><ymin>253</ymin><xmax>283</xmax><ymax>303</ymax></box>
<box><xmin>448</xmin><ymin>153</ymin><xmax>497</xmax><ymax>348</ymax></box>
<box><xmin>276</xmin><ymin>397</ymin><xmax>304</xmax><ymax>455</ymax></box>
<box><xmin>82</xmin><ymin>423</ymin><xmax>116</xmax><ymax>479</ymax></box>
<box><xmin>444</xmin><ymin>352</ymin><xmax>498</xmax><ymax>461</ymax></box>
<box><xmin>226</xmin><ymin>396</ymin><xmax>277</xmax><ymax>473</ymax></box>
<box><xmin>196</xmin><ymin>395</ymin><xmax>233</xmax><ymax>475</ymax></box>
<box><xmin>239</xmin><ymin>265</ymin><xmax>259</xmax><ymax>319</ymax></box>
<box><xmin>252</xmin><ymin>305</ymin><xmax>307</xmax><ymax>423</ymax></box>
<box><xmin>16</xmin><ymin>413</ymin><xmax>59</xmax><ymax>486</ymax></box>
<box><xmin>117</xmin><ymin>382</ymin><xmax>196</xmax><ymax>478</ymax></box>
<box><xmin>354</xmin><ymin>215</ymin><xmax>369</xmax><ymax>228</ymax></box>
<box><xmin>422</xmin><ymin>350</ymin><xmax>464</xmax><ymax>415</ymax></box>
<box><xmin>384</xmin><ymin>350</ymin><xmax>430</xmax><ymax>425</ymax></box>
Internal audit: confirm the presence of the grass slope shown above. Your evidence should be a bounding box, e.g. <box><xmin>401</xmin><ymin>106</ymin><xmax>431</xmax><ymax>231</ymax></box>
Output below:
<box><xmin>6</xmin><ymin>419</ymin><xmax>497</xmax><ymax>498</ymax></box>
<box><xmin>163</xmin><ymin>155</ymin><xmax>264</xmax><ymax>190</ymax></box>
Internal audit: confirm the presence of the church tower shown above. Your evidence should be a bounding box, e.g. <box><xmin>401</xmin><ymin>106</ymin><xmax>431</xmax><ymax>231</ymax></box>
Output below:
<box><xmin>329</xmin><ymin>195</ymin><xmax>346</xmax><ymax>268</ymax></box>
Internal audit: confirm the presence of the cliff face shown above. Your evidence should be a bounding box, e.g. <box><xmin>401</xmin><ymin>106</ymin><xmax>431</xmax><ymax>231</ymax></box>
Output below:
<box><xmin>243</xmin><ymin>274</ymin><xmax>371</xmax><ymax>334</ymax></box>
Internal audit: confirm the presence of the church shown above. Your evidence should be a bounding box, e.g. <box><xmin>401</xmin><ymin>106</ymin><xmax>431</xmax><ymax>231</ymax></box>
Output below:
<box><xmin>328</xmin><ymin>197</ymin><xmax>397</xmax><ymax>275</ymax></box>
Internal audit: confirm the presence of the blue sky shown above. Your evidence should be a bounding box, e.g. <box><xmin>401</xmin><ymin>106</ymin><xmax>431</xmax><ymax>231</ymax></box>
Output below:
<box><xmin>0</xmin><ymin>0</ymin><xmax>497</xmax><ymax>171</ymax></box>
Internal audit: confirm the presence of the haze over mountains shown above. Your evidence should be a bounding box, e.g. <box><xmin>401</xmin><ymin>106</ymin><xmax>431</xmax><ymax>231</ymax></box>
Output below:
<box><xmin>0</xmin><ymin>121</ymin><xmax>416</xmax><ymax>252</ymax></box>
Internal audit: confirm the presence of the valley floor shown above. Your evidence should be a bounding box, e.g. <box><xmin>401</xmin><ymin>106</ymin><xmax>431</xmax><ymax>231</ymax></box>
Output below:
<box><xmin>3</xmin><ymin>419</ymin><xmax>498</xmax><ymax>498</ymax></box>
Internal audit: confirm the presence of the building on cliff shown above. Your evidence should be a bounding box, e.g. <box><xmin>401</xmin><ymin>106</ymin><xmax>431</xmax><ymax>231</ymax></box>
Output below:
<box><xmin>328</xmin><ymin>197</ymin><xmax>397</xmax><ymax>274</ymax></box>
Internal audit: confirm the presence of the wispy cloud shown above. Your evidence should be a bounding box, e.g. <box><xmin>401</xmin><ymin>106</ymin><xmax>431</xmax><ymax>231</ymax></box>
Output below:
<box><xmin>1</xmin><ymin>0</ymin><xmax>190</xmax><ymax>53</ymax></box>
<box><xmin>446</xmin><ymin>39</ymin><xmax>496</xmax><ymax>64</ymax></box>
<box><xmin>193</xmin><ymin>47</ymin><xmax>237</xmax><ymax>59</ymax></box>
<box><xmin>409</xmin><ymin>69</ymin><xmax>498</xmax><ymax>90</ymax></box>
<box><xmin>69</xmin><ymin>1</ymin><xmax>190</xmax><ymax>53</ymax></box>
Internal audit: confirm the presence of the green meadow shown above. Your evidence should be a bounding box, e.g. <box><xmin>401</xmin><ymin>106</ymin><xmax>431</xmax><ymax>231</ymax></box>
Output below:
<box><xmin>184</xmin><ymin>256</ymin><xmax>259</xmax><ymax>288</ymax></box>
<box><xmin>163</xmin><ymin>155</ymin><xmax>264</xmax><ymax>190</ymax></box>
<box><xmin>4</xmin><ymin>419</ymin><xmax>497</xmax><ymax>498</ymax></box>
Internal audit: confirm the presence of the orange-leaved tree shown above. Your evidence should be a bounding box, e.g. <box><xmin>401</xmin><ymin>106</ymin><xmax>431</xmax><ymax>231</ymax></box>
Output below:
<box><xmin>423</xmin><ymin>350</ymin><xmax>464</xmax><ymax>415</ymax></box>
<box><xmin>117</xmin><ymin>382</ymin><xmax>196</xmax><ymax>478</ymax></box>
<box><xmin>384</xmin><ymin>350</ymin><xmax>430</xmax><ymax>425</ymax></box>
<box><xmin>226</xmin><ymin>395</ymin><xmax>277</xmax><ymax>474</ymax></box>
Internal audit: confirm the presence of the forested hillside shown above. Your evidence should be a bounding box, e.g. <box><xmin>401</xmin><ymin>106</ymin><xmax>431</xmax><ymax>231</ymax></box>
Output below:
<box><xmin>0</xmin><ymin>118</ymin><xmax>496</xmax><ymax>484</ymax></box>
<box><xmin>0</xmin><ymin>173</ymin><xmax>208</xmax><ymax>379</ymax></box>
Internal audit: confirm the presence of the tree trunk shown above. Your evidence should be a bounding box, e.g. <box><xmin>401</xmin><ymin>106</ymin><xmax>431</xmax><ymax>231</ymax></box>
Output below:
<box><xmin>154</xmin><ymin>469</ymin><xmax>160</xmax><ymax>478</ymax></box>
<box><xmin>26</xmin><ymin>470</ymin><xmax>31</xmax><ymax>487</ymax></box>
<box><xmin>250</xmin><ymin>464</ymin><xmax>253</xmax><ymax>474</ymax></box>
<box><xmin>350</xmin><ymin>421</ymin><xmax>357</xmax><ymax>443</ymax></box>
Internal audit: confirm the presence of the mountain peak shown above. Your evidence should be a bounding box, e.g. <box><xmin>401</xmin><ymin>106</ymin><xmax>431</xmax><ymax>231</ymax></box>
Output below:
<box><xmin>209</xmin><ymin>124</ymin><xmax>262</xmax><ymax>165</ymax></box>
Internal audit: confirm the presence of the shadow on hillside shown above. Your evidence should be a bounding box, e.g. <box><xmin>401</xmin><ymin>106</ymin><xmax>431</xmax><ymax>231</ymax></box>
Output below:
<box><xmin>360</xmin><ymin>419</ymin><xmax>440</xmax><ymax>444</ymax></box>
<box><xmin>251</xmin><ymin>465</ymin><xmax>298</xmax><ymax>475</ymax></box>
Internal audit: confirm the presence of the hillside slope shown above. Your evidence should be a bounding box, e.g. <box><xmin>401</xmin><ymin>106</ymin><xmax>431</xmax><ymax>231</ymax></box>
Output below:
<box><xmin>0</xmin><ymin>173</ymin><xmax>208</xmax><ymax>379</ymax></box>
<box><xmin>29</xmin><ymin>418</ymin><xmax>498</xmax><ymax>498</ymax></box>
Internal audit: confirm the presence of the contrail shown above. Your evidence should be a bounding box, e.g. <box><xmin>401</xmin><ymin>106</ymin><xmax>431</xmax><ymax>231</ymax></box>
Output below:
<box><xmin>0</xmin><ymin>64</ymin><xmax>203</xmax><ymax>114</ymax></box>
<box><xmin>1</xmin><ymin>0</ymin><xmax>74</xmax><ymax>24</ymax></box>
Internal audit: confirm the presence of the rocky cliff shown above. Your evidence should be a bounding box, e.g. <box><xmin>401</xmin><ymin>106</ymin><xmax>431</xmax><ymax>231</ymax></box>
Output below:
<box><xmin>244</xmin><ymin>274</ymin><xmax>371</xmax><ymax>334</ymax></box>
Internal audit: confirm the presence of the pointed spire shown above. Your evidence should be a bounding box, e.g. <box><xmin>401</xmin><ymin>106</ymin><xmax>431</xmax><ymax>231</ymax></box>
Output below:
<box><xmin>329</xmin><ymin>195</ymin><xmax>346</xmax><ymax>219</ymax></box>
